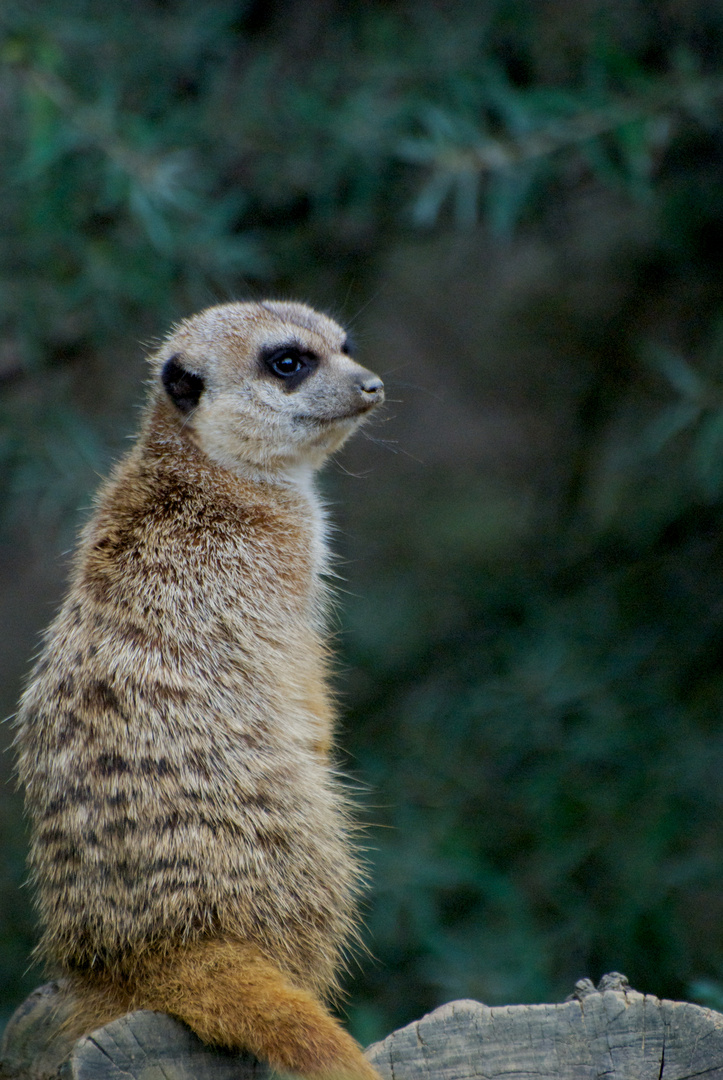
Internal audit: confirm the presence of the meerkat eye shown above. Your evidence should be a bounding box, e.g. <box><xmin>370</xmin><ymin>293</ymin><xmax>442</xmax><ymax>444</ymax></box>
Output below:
<box><xmin>261</xmin><ymin>345</ymin><xmax>319</xmax><ymax>390</ymax></box>
<box><xmin>270</xmin><ymin>353</ymin><xmax>305</xmax><ymax>377</ymax></box>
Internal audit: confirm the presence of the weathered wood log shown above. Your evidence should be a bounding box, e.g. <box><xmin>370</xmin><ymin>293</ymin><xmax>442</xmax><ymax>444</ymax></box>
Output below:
<box><xmin>367</xmin><ymin>972</ymin><xmax>723</xmax><ymax>1079</ymax></box>
<box><xmin>3</xmin><ymin>973</ymin><xmax>723</xmax><ymax>1079</ymax></box>
<box><xmin>0</xmin><ymin>982</ymin><xmax>80</xmax><ymax>1080</ymax></box>
<box><xmin>0</xmin><ymin>982</ymin><xmax>267</xmax><ymax>1080</ymax></box>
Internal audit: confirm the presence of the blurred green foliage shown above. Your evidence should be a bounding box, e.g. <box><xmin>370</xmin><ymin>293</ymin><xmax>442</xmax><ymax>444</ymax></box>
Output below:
<box><xmin>4</xmin><ymin>0</ymin><xmax>723</xmax><ymax>1046</ymax></box>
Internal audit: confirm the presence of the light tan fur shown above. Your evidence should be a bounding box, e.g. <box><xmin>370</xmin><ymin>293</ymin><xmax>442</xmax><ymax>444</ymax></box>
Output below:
<box><xmin>14</xmin><ymin>301</ymin><xmax>384</xmax><ymax>1079</ymax></box>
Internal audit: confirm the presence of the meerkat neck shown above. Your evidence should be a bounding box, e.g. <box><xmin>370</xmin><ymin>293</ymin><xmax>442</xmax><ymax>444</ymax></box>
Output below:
<box><xmin>228</xmin><ymin>458</ymin><xmax>320</xmax><ymax>498</ymax></box>
<box><xmin>142</xmin><ymin>402</ymin><xmax>332</xmax><ymax>582</ymax></box>
<box><xmin>146</xmin><ymin>401</ymin><xmax>322</xmax><ymax>493</ymax></box>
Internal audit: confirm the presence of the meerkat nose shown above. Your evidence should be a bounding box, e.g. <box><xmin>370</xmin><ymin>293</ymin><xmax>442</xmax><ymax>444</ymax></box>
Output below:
<box><xmin>359</xmin><ymin>376</ymin><xmax>384</xmax><ymax>396</ymax></box>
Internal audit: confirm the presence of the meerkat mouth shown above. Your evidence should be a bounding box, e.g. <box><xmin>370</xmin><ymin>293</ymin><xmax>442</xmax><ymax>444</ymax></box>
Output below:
<box><xmin>292</xmin><ymin>410</ymin><xmax>370</xmax><ymax>426</ymax></box>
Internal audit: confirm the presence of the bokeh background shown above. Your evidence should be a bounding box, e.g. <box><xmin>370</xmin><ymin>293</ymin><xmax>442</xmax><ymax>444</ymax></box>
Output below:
<box><xmin>3</xmin><ymin>0</ymin><xmax>723</xmax><ymax>1046</ymax></box>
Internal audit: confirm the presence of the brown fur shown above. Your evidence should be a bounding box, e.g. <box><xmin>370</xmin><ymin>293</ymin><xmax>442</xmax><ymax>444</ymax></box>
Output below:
<box><xmin>60</xmin><ymin>941</ymin><xmax>379</xmax><ymax>1080</ymax></box>
<box><xmin>14</xmin><ymin>301</ymin><xmax>384</xmax><ymax>1078</ymax></box>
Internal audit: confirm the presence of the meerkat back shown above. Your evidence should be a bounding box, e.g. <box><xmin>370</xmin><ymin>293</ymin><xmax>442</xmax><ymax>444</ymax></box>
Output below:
<box><xmin>14</xmin><ymin>300</ymin><xmax>384</xmax><ymax>1080</ymax></box>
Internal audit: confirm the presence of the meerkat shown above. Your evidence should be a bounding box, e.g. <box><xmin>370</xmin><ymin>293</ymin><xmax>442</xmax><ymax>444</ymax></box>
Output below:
<box><xmin>13</xmin><ymin>300</ymin><xmax>385</xmax><ymax>1080</ymax></box>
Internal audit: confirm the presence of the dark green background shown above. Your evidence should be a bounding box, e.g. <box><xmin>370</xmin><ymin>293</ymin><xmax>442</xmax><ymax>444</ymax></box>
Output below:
<box><xmin>3</xmin><ymin>0</ymin><xmax>723</xmax><ymax>1047</ymax></box>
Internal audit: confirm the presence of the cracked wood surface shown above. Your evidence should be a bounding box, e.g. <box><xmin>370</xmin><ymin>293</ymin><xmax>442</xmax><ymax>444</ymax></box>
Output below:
<box><xmin>365</xmin><ymin>975</ymin><xmax>723</xmax><ymax>1080</ymax></box>
<box><xmin>3</xmin><ymin>975</ymin><xmax>723</xmax><ymax>1078</ymax></box>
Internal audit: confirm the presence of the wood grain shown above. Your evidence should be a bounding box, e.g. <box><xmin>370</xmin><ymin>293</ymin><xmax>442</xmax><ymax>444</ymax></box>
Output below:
<box><xmin>69</xmin><ymin>1010</ymin><xmax>263</xmax><ymax>1080</ymax></box>
<box><xmin>366</xmin><ymin>974</ymin><xmax>723</xmax><ymax>1080</ymax></box>
<box><xmin>4</xmin><ymin>974</ymin><xmax>723</xmax><ymax>1079</ymax></box>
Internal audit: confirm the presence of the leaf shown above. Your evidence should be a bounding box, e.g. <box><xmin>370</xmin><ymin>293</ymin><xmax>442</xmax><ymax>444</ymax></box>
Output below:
<box><xmin>486</xmin><ymin>164</ymin><xmax>536</xmax><ymax>237</ymax></box>
<box><xmin>645</xmin><ymin>346</ymin><xmax>706</xmax><ymax>400</ymax></box>
<box><xmin>411</xmin><ymin>170</ymin><xmax>455</xmax><ymax>227</ymax></box>
<box><xmin>691</xmin><ymin>410</ymin><xmax>723</xmax><ymax>500</ymax></box>
<box><xmin>640</xmin><ymin>400</ymin><xmax>701</xmax><ymax>456</ymax></box>
<box><xmin>453</xmin><ymin>169</ymin><xmax>480</xmax><ymax>228</ymax></box>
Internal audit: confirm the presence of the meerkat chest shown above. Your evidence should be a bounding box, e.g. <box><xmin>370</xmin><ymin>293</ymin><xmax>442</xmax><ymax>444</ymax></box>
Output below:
<box><xmin>137</xmin><ymin>467</ymin><xmax>333</xmax><ymax>740</ymax></box>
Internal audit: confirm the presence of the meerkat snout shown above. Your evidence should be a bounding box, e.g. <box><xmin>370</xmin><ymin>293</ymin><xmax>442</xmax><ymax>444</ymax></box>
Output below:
<box><xmin>358</xmin><ymin>373</ymin><xmax>384</xmax><ymax>400</ymax></box>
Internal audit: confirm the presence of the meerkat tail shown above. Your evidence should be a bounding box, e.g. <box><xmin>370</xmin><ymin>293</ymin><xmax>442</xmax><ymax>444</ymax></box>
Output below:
<box><xmin>128</xmin><ymin>940</ymin><xmax>378</xmax><ymax>1080</ymax></box>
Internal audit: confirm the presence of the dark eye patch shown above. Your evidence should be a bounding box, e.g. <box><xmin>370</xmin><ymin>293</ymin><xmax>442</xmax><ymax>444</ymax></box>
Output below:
<box><xmin>260</xmin><ymin>344</ymin><xmax>319</xmax><ymax>391</ymax></box>
<box><xmin>161</xmin><ymin>355</ymin><xmax>205</xmax><ymax>413</ymax></box>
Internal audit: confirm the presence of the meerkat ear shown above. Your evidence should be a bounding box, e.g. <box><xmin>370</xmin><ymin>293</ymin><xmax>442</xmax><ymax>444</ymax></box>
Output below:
<box><xmin>161</xmin><ymin>354</ymin><xmax>205</xmax><ymax>414</ymax></box>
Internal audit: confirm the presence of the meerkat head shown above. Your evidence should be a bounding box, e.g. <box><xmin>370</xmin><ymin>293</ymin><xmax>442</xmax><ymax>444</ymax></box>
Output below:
<box><xmin>150</xmin><ymin>300</ymin><xmax>384</xmax><ymax>476</ymax></box>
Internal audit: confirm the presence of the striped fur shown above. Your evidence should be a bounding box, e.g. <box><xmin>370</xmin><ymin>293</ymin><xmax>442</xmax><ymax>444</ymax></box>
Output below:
<box><xmin>14</xmin><ymin>301</ymin><xmax>384</xmax><ymax>1078</ymax></box>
